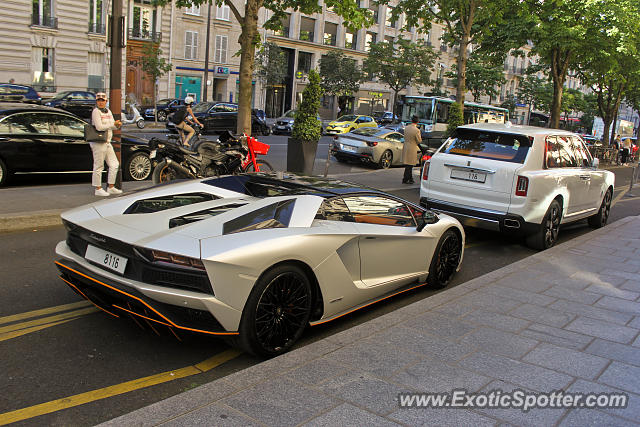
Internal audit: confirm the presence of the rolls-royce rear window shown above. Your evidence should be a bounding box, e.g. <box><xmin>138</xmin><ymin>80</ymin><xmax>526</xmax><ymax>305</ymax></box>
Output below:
<box><xmin>442</xmin><ymin>129</ymin><xmax>531</xmax><ymax>163</ymax></box>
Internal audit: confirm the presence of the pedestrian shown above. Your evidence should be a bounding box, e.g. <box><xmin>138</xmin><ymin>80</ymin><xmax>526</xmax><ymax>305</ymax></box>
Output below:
<box><xmin>621</xmin><ymin>135</ymin><xmax>632</xmax><ymax>165</ymax></box>
<box><xmin>611</xmin><ymin>135</ymin><xmax>621</xmax><ymax>165</ymax></box>
<box><xmin>171</xmin><ymin>96</ymin><xmax>202</xmax><ymax>147</ymax></box>
<box><xmin>90</xmin><ymin>92</ymin><xmax>123</xmax><ymax>196</ymax></box>
<box><xmin>8</xmin><ymin>78</ymin><xmax>15</xmax><ymax>84</ymax></box>
<box><xmin>402</xmin><ymin>115</ymin><xmax>422</xmax><ymax>184</ymax></box>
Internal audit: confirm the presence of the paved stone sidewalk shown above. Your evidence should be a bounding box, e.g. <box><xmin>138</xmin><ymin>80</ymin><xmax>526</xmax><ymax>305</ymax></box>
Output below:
<box><xmin>100</xmin><ymin>216</ymin><xmax>640</xmax><ymax>426</ymax></box>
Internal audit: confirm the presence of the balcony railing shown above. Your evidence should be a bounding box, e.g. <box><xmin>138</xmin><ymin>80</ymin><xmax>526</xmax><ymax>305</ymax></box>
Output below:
<box><xmin>31</xmin><ymin>14</ymin><xmax>58</xmax><ymax>29</ymax></box>
<box><xmin>88</xmin><ymin>22</ymin><xmax>106</xmax><ymax>34</ymax></box>
<box><xmin>128</xmin><ymin>28</ymin><xmax>162</xmax><ymax>42</ymax></box>
<box><xmin>299</xmin><ymin>30</ymin><xmax>314</xmax><ymax>42</ymax></box>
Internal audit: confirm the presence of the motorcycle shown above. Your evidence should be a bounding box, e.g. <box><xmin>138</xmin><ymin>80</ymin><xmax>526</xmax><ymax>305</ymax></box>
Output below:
<box><xmin>122</xmin><ymin>103</ymin><xmax>145</xmax><ymax>129</ymax></box>
<box><xmin>150</xmin><ymin>131</ymin><xmax>274</xmax><ymax>184</ymax></box>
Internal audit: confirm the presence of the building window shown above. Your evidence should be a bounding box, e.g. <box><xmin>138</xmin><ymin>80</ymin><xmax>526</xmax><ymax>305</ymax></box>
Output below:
<box><xmin>276</xmin><ymin>13</ymin><xmax>290</xmax><ymax>37</ymax></box>
<box><xmin>32</xmin><ymin>47</ymin><xmax>55</xmax><ymax>91</ymax></box>
<box><xmin>365</xmin><ymin>32</ymin><xmax>377</xmax><ymax>52</ymax></box>
<box><xmin>345</xmin><ymin>31</ymin><xmax>357</xmax><ymax>50</ymax></box>
<box><xmin>297</xmin><ymin>52</ymin><xmax>312</xmax><ymax>74</ymax></box>
<box><xmin>215</xmin><ymin>35</ymin><xmax>228</xmax><ymax>63</ymax></box>
<box><xmin>185</xmin><ymin>31</ymin><xmax>198</xmax><ymax>60</ymax></box>
<box><xmin>184</xmin><ymin>5</ymin><xmax>200</xmax><ymax>15</ymax></box>
<box><xmin>322</xmin><ymin>94</ymin><xmax>334</xmax><ymax>110</ymax></box>
<box><xmin>32</xmin><ymin>0</ymin><xmax>56</xmax><ymax>27</ymax></box>
<box><xmin>300</xmin><ymin>17</ymin><xmax>315</xmax><ymax>42</ymax></box>
<box><xmin>88</xmin><ymin>52</ymin><xmax>104</xmax><ymax>91</ymax></box>
<box><xmin>216</xmin><ymin>4</ymin><xmax>230</xmax><ymax>20</ymax></box>
<box><xmin>369</xmin><ymin>4</ymin><xmax>379</xmax><ymax>24</ymax></box>
<box><xmin>88</xmin><ymin>0</ymin><xmax>104</xmax><ymax>33</ymax></box>
<box><xmin>385</xmin><ymin>6</ymin><xmax>397</xmax><ymax>28</ymax></box>
<box><xmin>324</xmin><ymin>22</ymin><xmax>337</xmax><ymax>46</ymax></box>
<box><xmin>132</xmin><ymin>3</ymin><xmax>154</xmax><ymax>39</ymax></box>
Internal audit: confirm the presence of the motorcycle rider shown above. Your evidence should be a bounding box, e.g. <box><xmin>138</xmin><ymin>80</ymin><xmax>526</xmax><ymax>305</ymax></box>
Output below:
<box><xmin>171</xmin><ymin>96</ymin><xmax>202</xmax><ymax>148</ymax></box>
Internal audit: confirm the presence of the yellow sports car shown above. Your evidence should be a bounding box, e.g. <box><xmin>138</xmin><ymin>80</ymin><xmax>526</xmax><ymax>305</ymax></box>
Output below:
<box><xmin>325</xmin><ymin>115</ymin><xmax>378</xmax><ymax>135</ymax></box>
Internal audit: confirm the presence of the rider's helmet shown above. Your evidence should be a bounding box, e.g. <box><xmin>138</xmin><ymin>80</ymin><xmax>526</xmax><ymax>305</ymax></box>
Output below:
<box><xmin>184</xmin><ymin>96</ymin><xmax>194</xmax><ymax>105</ymax></box>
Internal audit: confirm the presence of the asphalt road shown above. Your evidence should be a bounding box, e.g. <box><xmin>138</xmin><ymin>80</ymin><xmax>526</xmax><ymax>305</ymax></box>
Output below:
<box><xmin>1</xmin><ymin>168</ymin><xmax>639</xmax><ymax>425</ymax></box>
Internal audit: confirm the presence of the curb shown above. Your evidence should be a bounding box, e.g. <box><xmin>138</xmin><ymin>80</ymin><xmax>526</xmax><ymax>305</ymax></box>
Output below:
<box><xmin>0</xmin><ymin>209</ymin><xmax>64</xmax><ymax>232</ymax></box>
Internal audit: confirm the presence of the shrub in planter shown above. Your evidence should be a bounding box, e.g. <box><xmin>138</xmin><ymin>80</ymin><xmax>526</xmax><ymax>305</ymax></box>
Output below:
<box><xmin>447</xmin><ymin>102</ymin><xmax>464</xmax><ymax>136</ymax></box>
<box><xmin>287</xmin><ymin>69</ymin><xmax>324</xmax><ymax>174</ymax></box>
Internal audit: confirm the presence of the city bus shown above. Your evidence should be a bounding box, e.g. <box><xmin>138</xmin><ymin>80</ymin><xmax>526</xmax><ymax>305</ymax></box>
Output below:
<box><xmin>399</xmin><ymin>96</ymin><xmax>510</xmax><ymax>148</ymax></box>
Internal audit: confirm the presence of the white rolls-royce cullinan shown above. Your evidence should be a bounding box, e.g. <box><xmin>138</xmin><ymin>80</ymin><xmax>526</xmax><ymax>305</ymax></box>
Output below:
<box><xmin>55</xmin><ymin>174</ymin><xmax>464</xmax><ymax>357</ymax></box>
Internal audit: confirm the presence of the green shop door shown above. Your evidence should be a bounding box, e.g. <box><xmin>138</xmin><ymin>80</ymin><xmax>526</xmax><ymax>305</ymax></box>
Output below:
<box><xmin>175</xmin><ymin>76</ymin><xmax>202</xmax><ymax>102</ymax></box>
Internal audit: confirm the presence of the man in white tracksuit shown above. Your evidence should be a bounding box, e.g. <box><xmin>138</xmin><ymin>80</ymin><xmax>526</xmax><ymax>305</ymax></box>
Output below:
<box><xmin>90</xmin><ymin>92</ymin><xmax>123</xmax><ymax>197</ymax></box>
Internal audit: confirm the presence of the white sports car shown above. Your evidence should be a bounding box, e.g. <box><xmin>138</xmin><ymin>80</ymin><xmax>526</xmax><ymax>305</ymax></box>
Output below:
<box><xmin>55</xmin><ymin>174</ymin><xmax>465</xmax><ymax>357</ymax></box>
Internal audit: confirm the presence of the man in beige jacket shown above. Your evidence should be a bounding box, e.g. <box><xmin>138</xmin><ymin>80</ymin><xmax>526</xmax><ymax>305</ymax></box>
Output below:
<box><xmin>402</xmin><ymin>115</ymin><xmax>422</xmax><ymax>184</ymax></box>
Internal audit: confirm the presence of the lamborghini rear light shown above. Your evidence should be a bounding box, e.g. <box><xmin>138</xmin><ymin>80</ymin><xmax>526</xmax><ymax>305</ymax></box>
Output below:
<box><xmin>422</xmin><ymin>162</ymin><xmax>430</xmax><ymax>180</ymax></box>
<box><xmin>151</xmin><ymin>250</ymin><xmax>205</xmax><ymax>270</ymax></box>
<box><xmin>515</xmin><ymin>175</ymin><xmax>529</xmax><ymax>197</ymax></box>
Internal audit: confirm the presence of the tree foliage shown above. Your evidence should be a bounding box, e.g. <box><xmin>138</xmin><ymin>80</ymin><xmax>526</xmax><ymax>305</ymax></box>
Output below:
<box><xmin>254</xmin><ymin>42</ymin><xmax>288</xmax><ymax>87</ymax></box>
<box><xmin>574</xmin><ymin>0</ymin><xmax>640</xmax><ymax>144</ymax></box>
<box><xmin>364</xmin><ymin>38</ymin><xmax>436</xmax><ymax>119</ymax></box>
<box><xmin>319</xmin><ymin>51</ymin><xmax>363</xmax><ymax>116</ymax></box>
<box><xmin>387</xmin><ymin>0</ymin><xmax>522</xmax><ymax>105</ymax></box>
<box><xmin>446</xmin><ymin>52</ymin><xmax>505</xmax><ymax>102</ymax></box>
<box><xmin>516</xmin><ymin>74</ymin><xmax>552</xmax><ymax>115</ymax></box>
<box><xmin>140</xmin><ymin>43</ymin><xmax>173</xmax><ymax>124</ymax></box>
<box><xmin>292</xmin><ymin>69</ymin><xmax>323</xmax><ymax>143</ymax></box>
<box><xmin>156</xmin><ymin>0</ymin><xmax>372</xmax><ymax>135</ymax></box>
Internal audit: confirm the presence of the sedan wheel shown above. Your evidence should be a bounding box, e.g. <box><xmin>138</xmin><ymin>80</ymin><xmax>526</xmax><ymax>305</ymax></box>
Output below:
<box><xmin>239</xmin><ymin>265</ymin><xmax>312</xmax><ymax>357</ymax></box>
<box><xmin>0</xmin><ymin>157</ymin><xmax>8</xmax><ymax>187</ymax></box>
<box><xmin>157</xmin><ymin>111</ymin><xmax>167</xmax><ymax>122</ymax></box>
<box><xmin>124</xmin><ymin>152</ymin><xmax>152</xmax><ymax>181</ymax></box>
<box><xmin>378</xmin><ymin>150</ymin><xmax>393</xmax><ymax>169</ymax></box>
<box><xmin>427</xmin><ymin>229</ymin><xmax>462</xmax><ymax>288</ymax></box>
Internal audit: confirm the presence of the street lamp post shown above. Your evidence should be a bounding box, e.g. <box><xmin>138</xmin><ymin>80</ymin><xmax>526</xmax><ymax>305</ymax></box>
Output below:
<box><xmin>109</xmin><ymin>0</ymin><xmax>124</xmax><ymax>187</ymax></box>
<box><xmin>203</xmin><ymin>1</ymin><xmax>212</xmax><ymax>102</ymax></box>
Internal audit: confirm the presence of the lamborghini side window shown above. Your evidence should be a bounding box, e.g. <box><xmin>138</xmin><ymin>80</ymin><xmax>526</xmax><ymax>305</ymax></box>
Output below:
<box><xmin>342</xmin><ymin>195</ymin><xmax>416</xmax><ymax>227</ymax></box>
<box><xmin>223</xmin><ymin>199</ymin><xmax>296</xmax><ymax>234</ymax></box>
<box><xmin>315</xmin><ymin>197</ymin><xmax>353</xmax><ymax>222</ymax></box>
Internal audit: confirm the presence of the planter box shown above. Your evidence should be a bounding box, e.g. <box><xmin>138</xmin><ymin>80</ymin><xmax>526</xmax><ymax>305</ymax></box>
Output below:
<box><xmin>287</xmin><ymin>138</ymin><xmax>318</xmax><ymax>175</ymax></box>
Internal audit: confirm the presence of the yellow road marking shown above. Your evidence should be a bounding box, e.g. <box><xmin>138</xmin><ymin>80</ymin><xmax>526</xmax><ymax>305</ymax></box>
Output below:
<box><xmin>0</xmin><ymin>307</ymin><xmax>98</xmax><ymax>335</ymax></box>
<box><xmin>614</xmin><ymin>195</ymin><xmax>640</xmax><ymax>203</ymax></box>
<box><xmin>0</xmin><ymin>301</ymin><xmax>91</xmax><ymax>326</ymax></box>
<box><xmin>0</xmin><ymin>349</ymin><xmax>242</xmax><ymax>426</ymax></box>
<box><xmin>612</xmin><ymin>188</ymin><xmax>628</xmax><ymax>207</ymax></box>
<box><xmin>0</xmin><ymin>319</ymin><xmax>75</xmax><ymax>342</ymax></box>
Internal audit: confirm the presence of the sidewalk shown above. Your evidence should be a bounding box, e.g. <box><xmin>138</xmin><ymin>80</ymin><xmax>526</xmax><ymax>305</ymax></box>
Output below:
<box><xmin>97</xmin><ymin>215</ymin><xmax>640</xmax><ymax>426</ymax></box>
<box><xmin>0</xmin><ymin>168</ymin><xmax>417</xmax><ymax>233</ymax></box>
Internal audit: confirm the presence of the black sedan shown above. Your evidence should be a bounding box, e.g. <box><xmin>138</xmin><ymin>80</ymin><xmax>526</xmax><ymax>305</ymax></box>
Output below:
<box><xmin>143</xmin><ymin>98</ymin><xmax>185</xmax><ymax>122</ymax></box>
<box><xmin>0</xmin><ymin>103</ymin><xmax>152</xmax><ymax>186</ymax></box>
<box><xmin>166</xmin><ymin>102</ymin><xmax>270</xmax><ymax>136</ymax></box>
<box><xmin>0</xmin><ymin>84</ymin><xmax>42</xmax><ymax>104</ymax></box>
<box><xmin>43</xmin><ymin>91</ymin><xmax>97</xmax><ymax>120</ymax></box>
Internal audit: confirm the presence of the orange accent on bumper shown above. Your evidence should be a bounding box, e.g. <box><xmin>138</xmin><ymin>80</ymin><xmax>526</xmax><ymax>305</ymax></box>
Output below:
<box><xmin>55</xmin><ymin>261</ymin><xmax>238</xmax><ymax>336</ymax></box>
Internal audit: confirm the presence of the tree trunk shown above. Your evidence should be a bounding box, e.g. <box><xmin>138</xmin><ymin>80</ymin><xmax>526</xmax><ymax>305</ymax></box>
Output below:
<box><xmin>153</xmin><ymin>83</ymin><xmax>157</xmax><ymax>126</ymax></box>
<box><xmin>392</xmin><ymin>90</ymin><xmax>399</xmax><ymax>122</ymax></box>
<box><xmin>549</xmin><ymin>48</ymin><xmax>571</xmax><ymax>129</ymax></box>
<box><xmin>455</xmin><ymin>1</ymin><xmax>475</xmax><ymax>105</ymax></box>
<box><xmin>236</xmin><ymin>0</ymin><xmax>260</xmax><ymax>135</ymax></box>
<box><xmin>550</xmin><ymin>78</ymin><xmax>564</xmax><ymax>129</ymax></box>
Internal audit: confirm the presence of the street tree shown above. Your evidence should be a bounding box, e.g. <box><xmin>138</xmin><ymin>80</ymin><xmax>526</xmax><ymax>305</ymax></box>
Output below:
<box><xmin>140</xmin><ymin>43</ymin><xmax>173</xmax><ymax>125</ymax></box>
<box><xmin>254</xmin><ymin>41</ymin><xmax>288</xmax><ymax>115</ymax></box>
<box><xmin>318</xmin><ymin>50</ymin><xmax>363</xmax><ymax>117</ymax></box>
<box><xmin>446</xmin><ymin>52</ymin><xmax>505</xmax><ymax>102</ymax></box>
<box><xmin>575</xmin><ymin>0</ymin><xmax>640</xmax><ymax>144</ymax></box>
<box><xmin>157</xmin><ymin>0</ymin><xmax>372</xmax><ymax>135</ymax></box>
<box><xmin>363</xmin><ymin>38</ymin><xmax>437</xmax><ymax>120</ymax></box>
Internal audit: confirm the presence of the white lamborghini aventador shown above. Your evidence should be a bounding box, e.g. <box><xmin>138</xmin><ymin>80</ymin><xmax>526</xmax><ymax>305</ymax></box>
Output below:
<box><xmin>55</xmin><ymin>174</ymin><xmax>465</xmax><ymax>357</ymax></box>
